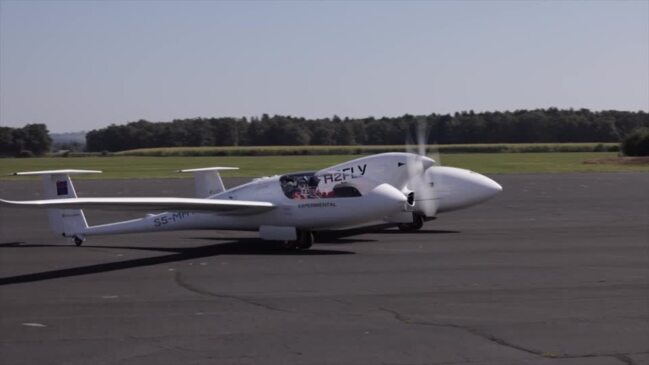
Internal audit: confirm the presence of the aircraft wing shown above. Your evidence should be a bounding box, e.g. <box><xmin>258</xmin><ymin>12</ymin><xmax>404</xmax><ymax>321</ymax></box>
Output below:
<box><xmin>0</xmin><ymin>197</ymin><xmax>275</xmax><ymax>215</ymax></box>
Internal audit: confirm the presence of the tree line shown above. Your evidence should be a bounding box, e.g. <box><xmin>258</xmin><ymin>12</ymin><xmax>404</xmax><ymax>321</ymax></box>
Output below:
<box><xmin>1</xmin><ymin>109</ymin><xmax>648</xmax><ymax>156</ymax></box>
<box><xmin>85</xmin><ymin>109</ymin><xmax>648</xmax><ymax>152</ymax></box>
<box><xmin>0</xmin><ymin>124</ymin><xmax>52</xmax><ymax>156</ymax></box>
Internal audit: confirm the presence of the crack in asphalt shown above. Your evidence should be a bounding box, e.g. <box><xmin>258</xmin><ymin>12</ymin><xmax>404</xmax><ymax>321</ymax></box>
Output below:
<box><xmin>173</xmin><ymin>271</ymin><xmax>291</xmax><ymax>313</ymax></box>
<box><xmin>611</xmin><ymin>354</ymin><xmax>635</xmax><ymax>365</ymax></box>
<box><xmin>379</xmin><ymin>307</ymin><xmax>540</xmax><ymax>357</ymax></box>
<box><xmin>379</xmin><ymin>307</ymin><xmax>646</xmax><ymax>365</ymax></box>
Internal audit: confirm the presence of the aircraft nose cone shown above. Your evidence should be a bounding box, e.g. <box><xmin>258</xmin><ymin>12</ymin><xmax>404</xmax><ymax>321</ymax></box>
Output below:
<box><xmin>481</xmin><ymin>175</ymin><xmax>502</xmax><ymax>196</ymax></box>
<box><xmin>471</xmin><ymin>173</ymin><xmax>502</xmax><ymax>202</ymax></box>
<box><xmin>429</xmin><ymin>167</ymin><xmax>502</xmax><ymax>213</ymax></box>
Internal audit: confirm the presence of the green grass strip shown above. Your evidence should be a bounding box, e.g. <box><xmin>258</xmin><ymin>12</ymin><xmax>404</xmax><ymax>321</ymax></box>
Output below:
<box><xmin>1</xmin><ymin>152</ymin><xmax>647</xmax><ymax>180</ymax></box>
<box><xmin>109</xmin><ymin>143</ymin><xmax>619</xmax><ymax>157</ymax></box>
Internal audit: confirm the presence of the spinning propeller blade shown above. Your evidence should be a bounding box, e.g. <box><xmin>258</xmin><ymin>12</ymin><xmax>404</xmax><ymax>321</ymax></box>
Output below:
<box><xmin>405</xmin><ymin>118</ymin><xmax>439</xmax><ymax>217</ymax></box>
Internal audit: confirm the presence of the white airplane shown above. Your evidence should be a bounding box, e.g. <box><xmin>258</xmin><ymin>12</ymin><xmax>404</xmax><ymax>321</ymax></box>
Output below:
<box><xmin>0</xmin><ymin>152</ymin><xmax>501</xmax><ymax>250</ymax></box>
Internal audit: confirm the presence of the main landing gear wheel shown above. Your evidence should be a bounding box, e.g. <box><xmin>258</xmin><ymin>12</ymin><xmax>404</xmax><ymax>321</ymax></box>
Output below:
<box><xmin>296</xmin><ymin>231</ymin><xmax>314</xmax><ymax>250</ymax></box>
<box><xmin>73</xmin><ymin>236</ymin><xmax>85</xmax><ymax>247</ymax></box>
<box><xmin>281</xmin><ymin>231</ymin><xmax>313</xmax><ymax>250</ymax></box>
<box><xmin>397</xmin><ymin>214</ymin><xmax>425</xmax><ymax>232</ymax></box>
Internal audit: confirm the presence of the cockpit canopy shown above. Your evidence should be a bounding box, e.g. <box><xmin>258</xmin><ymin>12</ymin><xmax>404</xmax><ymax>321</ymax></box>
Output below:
<box><xmin>280</xmin><ymin>172</ymin><xmax>362</xmax><ymax>200</ymax></box>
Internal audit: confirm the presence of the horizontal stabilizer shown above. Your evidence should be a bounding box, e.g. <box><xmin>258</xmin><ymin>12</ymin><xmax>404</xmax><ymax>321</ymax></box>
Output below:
<box><xmin>7</xmin><ymin>169</ymin><xmax>102</xmax><ymax>236</ymax></box>
<box><xmin>178</xmin><ymin>166</ymin><xmax>239</xmax><ymax>198</ymax></box>
<box><xmin>12</xmin><ymin>169</ymin><xmax>102</xmax><ymax>176</ymax></box>
<box><xmin>0</xmin><ymin>197</ymin><xmax>274</xmax><ymax>215</ymax></box>
<box><xmin>178</xmin><ymin>167</ymin><xmax>239</xmax><ymax>173</ymax></box>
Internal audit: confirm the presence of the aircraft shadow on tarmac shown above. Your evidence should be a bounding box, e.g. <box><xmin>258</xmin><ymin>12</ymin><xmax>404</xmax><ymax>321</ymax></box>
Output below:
<box><xmin>0</xmin><ymin>226</ymin><xmax>460</xmax><ymax>286</ymax></box>
<box><xmin>191</xmin><ymin>236</ymin><xmax>376</xmax><ymax>245</ymax></box>
<box><xmin>374</xmin><ymin>229</ymin><xmax>460</xmax><ymax>235</ymax></box>
<box><xmin>0</xmin><ymin>239</ymin><xmax>354</xmax><ymax>286</ymax></box>
<box><xmin>317</xmin><ymin>224</ymin><xmax>460</xmax><ymax>239</ymax></box>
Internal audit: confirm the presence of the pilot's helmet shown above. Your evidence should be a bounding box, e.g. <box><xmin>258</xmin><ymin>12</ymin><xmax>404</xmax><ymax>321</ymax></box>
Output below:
<box><xmin>308</xmin><ymin>175</ymin><xmax>320</xmax><ymax>187</ymax></box>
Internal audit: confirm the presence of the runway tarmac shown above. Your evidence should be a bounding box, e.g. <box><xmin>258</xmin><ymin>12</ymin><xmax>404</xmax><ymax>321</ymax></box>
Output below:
<box><xmin>1</xmin><ymin>173</ymin><xmax>647</xmax><ymax>365</ymax></box>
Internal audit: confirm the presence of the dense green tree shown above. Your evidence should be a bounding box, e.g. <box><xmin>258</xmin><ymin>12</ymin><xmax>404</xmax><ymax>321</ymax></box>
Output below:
<box><xmin>211</xmin><ymin>118</ymin><xmax>240</xmax><ymax>146</ymax></box>
<box><xmin>21</xmin><ymin>124</ymin><xmax>52</xmax><ymax>154</ymax></box>
<box><xmin>80</xmin><ymin>109</ymin><xmax>649</xmax><ymax>152</ymax></box>
<box><xmin>622</xmin><ymin>127</ymin><xmax>649</xmax><ymax>156</ymax></box>
<box><xmin>0</xmin><ymin>127</ymin><xmax>13</xmax><ymax>154</ymax></box>
<box><xmin>311</xmin><ymin>123</ymin><xmax>336</xmax><ymax>145</ymax></box>
<box><xmin>334</xmin><ymin>122</ymin><xmax>356</xmax><ymax>145</ymax></box>
<box><xmin>0</xmin><ymin>124</ymin><xmax>52</xmax><ymax>156</ymax></box>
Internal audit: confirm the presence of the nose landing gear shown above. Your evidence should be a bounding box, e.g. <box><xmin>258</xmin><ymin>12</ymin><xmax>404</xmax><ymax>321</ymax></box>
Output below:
<box><xmin>397</xmin><ymin>213</ymin><xmax>425</xmax><ymax>232</ymax></box>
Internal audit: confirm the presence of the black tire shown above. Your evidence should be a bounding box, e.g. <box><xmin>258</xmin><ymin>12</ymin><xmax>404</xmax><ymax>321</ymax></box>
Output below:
<box><xmin>296</xmin><ymin>231</ymin><xmax>314</xmax><ymax>250</ymax></box>
<box><xmin>411</xmin><ymin>214</ymin><xmax>424</xmax><ymax>230</ymax></box>
<box><xmin>280</xmin><ymin>240</ymin><xmax>297</xmax><ymax>249</ymax></box>
<box><xmin>397</xmin><ymin>214</ymin><xmax>424</xmax><ymax>232</ymax></box>
<box><xmin>74</xmin><ymin>236</ymin><xmax>84</xmax><ymax>246</ymax></box>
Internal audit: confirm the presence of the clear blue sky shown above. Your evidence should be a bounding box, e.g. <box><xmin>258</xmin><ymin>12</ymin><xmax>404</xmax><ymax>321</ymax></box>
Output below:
<box><xmin>1</xmin><ymin>0</ymin><xmax>647</xmax><ymax>133</ymax></box>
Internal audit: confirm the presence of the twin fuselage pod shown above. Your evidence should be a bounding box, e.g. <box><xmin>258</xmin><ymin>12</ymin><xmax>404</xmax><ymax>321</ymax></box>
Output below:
<box><xmin>0</xmin><ymin>153</ymin><xmax>502</xmax><ymax>249</ymax></box>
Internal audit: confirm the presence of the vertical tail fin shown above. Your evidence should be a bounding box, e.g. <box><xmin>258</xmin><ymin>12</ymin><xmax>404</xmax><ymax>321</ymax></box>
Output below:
<box><xmin>13</xmin><ymin>170</ymin><xmax>101</xmax><ymax>237</ymax></box>
<box><xmin>178</xmin><ymin>167</ymin><xmax>239</xmax><ymax>198</ymax></box>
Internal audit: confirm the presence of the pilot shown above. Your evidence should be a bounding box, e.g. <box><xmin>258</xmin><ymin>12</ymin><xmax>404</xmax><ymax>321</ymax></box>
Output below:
<box><xmin>281</xmin><ymin>176</ymin><xmax>298</xmax><ymax>198</ymax></box>
<box><xmin>307</xmin><ymin>175</ymin><xmax>320</xmax><ymax>198</ymax></box>
<box><xmin>296</xmin><ymin>177</ymin><xmax>309</xmax><ymax>199</ymax></box>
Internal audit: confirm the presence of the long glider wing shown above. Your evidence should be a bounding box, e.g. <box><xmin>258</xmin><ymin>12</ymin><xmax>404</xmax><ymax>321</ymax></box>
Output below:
<box><xmin>0</xmin><ymin>197</ymin><xmax>274</xmax><ymax>214</ymax></box>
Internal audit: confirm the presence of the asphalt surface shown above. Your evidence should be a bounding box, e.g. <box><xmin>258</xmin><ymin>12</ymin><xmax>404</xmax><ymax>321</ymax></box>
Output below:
<box><xmin>0</xmin><ymin>173</ymin><xmax>647</xmax><ymax>365</ymax></box>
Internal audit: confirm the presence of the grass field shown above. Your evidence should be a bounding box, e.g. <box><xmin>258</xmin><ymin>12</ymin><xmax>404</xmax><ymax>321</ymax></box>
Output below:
<box><xmin>112</xmin><ymin>143</ymin><xmax>619</xmax><ymax>157</ymax></box>
<box><xmin>1</xmin><ymin>152</ymin><xmax>647</xmax><ymax>180</ymax></box>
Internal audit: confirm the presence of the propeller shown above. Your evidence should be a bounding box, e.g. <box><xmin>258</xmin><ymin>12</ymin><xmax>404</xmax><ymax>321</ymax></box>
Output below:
<box><xmin>405</xmin><ymin>118</ymin><xmax>440</xmax><ymax>218</ymax></box>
